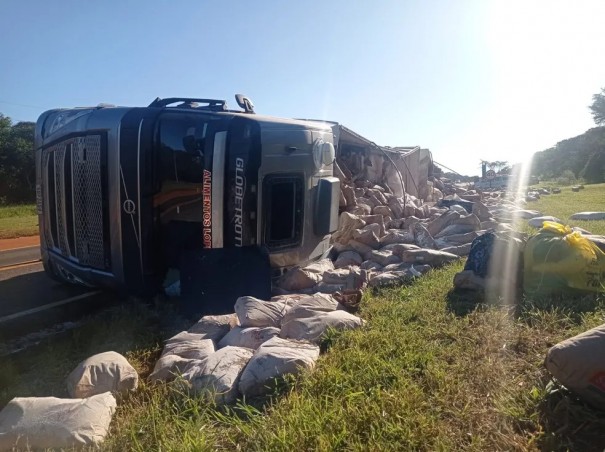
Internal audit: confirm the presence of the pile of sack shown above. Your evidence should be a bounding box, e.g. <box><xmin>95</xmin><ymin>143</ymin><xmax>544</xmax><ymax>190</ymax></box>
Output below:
<box><xmin>149</xmin><ymin>293</ymin><xmax>363</xmax><ymax>402</ymax></box>
<box><xmin>0</xmin><ymin>351</ymin><xmax>138</xmax><ymax>449</ymax></box>
<box><xmin>0</xmin><ymin>292</ymin><xmax>364</xmax><ymax>449</ymax></box>
<box><xmin>275</xmin><ymin>195</ymin><xmax>512</xmax><ymax>293</ymax></box>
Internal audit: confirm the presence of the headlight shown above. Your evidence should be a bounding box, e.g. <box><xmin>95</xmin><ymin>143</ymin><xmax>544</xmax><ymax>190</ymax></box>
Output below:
<box><xmin>313</xmin><ymin>139</ymin><xmax>336</xmax><ymax>169</ymax></box>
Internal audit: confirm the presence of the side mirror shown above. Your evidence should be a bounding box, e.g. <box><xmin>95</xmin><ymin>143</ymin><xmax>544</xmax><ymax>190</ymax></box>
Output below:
<box><xmin>235</xmin><ymin>94</ymin><xmax>255</xmax><ymax>114</ymax></box>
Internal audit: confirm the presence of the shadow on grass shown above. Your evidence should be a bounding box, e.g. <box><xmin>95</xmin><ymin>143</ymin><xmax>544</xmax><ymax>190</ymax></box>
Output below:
<box><xmin>446</xmin><ymin>286</ymin><xmax>604</xmax><ymax>321</ymax></box>
<box><xmin>0</xmin><ymin>300</ymin><xmax>188</xmax><ymax>406</ymax></box>
<box><xmin>538</xmin><ymin>382</ymin><xmax>605</xmax><ymax>452</ymax></box>
<box><xmin>445</xmin><ymin>288</ymin><xmax>487</xmax><ymax>316</ymax></box>
<box><xmin>517</xmin><ymin>292</ymin><xmax>605</xmax><ymax>326</ymax></box>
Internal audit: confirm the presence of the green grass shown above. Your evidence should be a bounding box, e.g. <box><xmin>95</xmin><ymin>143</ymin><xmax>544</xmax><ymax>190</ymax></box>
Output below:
<box><xmin>527</xmin><ymin>183</ymin><xmax>605</xmax><ymax>236</ymax></box>
<box><xmin>3</xmin><ymin>266</ymin><xmax>603</xmax><ymax>451</ymax></box>
<box><xmin>0</xmin><ymin>204</ymin><xmax>38</xmax><ymax>239</ymax></box>
<box><xmin>2</xmin><ymin>186</ymin><xmax>605</xmax><ymax>450</ymax></box>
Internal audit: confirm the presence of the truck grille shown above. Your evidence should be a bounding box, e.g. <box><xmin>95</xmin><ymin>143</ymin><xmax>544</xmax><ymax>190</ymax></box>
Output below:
<box><xmin>42</xmin><ymin>135</ymin><xmax>109</xmax><ymax>270</ymax></box>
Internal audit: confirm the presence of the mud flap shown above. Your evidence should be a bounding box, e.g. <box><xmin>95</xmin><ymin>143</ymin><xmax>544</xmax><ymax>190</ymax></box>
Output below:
<box><xmin>179</xmin><ymin>246</ymin><xmax>272</xmax><ymax>316</ymax></box>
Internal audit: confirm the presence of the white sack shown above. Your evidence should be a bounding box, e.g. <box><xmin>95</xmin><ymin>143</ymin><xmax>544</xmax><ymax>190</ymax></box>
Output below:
<box><xmin>277</xmin><ymin>267</ymin><xmax>322</xmax><ymax>291</ymax></box>
<box><xmin>66</xmin><ymin>351</ymin><xmax>138</xmax><ymax>398</ymax></box>
<box><xmin>511</xmin><ymin>209</ymin><xmax>542</xmax><ymax>219</ymax></box>
<box><xmin>234</xmin><ymin>296</ymin><xmax>289</xmax><ymax>328</ymax></box>
<box><xmin>218</xmin><ymin>326</ymin><xmax>280</xmax><ymax>350</ymax></box>
<box><xmin>162</xmin><ymin>338</ymin><xmax>215</xmax><ymax>361</ymax></box>
<box><xmin>278</xmin><ymin>258</ymin><xmax>336</xmax><ymax>293</ymax></box>
<box><xmin>187</xmin><ymin>314</ymin><xmax>238</xmax><ymax>342</ymax></box>
<box><xmin>545</xmin><ymin>324</ymin><xmax>605</xmax><ymax>410</ymax></box>
<box><xmin>165</xmin><ymin>331</ymin><xmax>207</xmax><ymax>345</ymax></box>
<box><xmin>528</xmin><ymin>216</ymin><xmax>561</xmax><ymax>228</ymax></box>
<box><xmin>322</xmin><ymin>268</ymin><xmax>353</xmax><ymax>285</ymax></box>
<box><xmin>303</xmin><ymin>258</ymin><xmax>335</xmax><ymax>274</ymax></box>
<box><xmin>0</xmin><ymin>392</ymin><xmax>116</xmax><ymax>450</ymax></box>
<box><xmin>331</xmin><ymin>212</ymin><xmax>366</xmax><ymax>244</ymax></box>
<box><xmin>400</xmin><ymin>249</ymin><xmax>459</xmax><ymax>266</ymax></box>
<box><xmin>380</xmin><ymin>230</ymin><xmax>415</xmax><ymax>246</ymax></box>
<box><xmin>360</xmin><ymin>260</ymin><xmax>383</xmax><ymax>271</ymax></box>
<box><xmin>280</xmin><ymin>294</ymin><xmax>340</xmax><ymax>326</ymax></box>
<box><xmin>238</xmin><ymin>337</ymin><xmax>320</xmax><ymax>397</ymax></box>
<box><xmin>148</xmin><ymin>355</ymin><xmax>205</xmax><ymax>383</ymax></box>
<box><xmin>472</xmin><ymin>201</ymin><xmax>491</xmax><ymax>222</ymax></box>
<box><xmin>440</xmin><ymin>243</ymin><xmax>472</xmax><ymax>256</ymax></box>
<box><xmin>569</xmin><ymin>212</ymin><xmax>605</xmax><ymax>221</ymax></box>
<box><xmin>434</xmin><ymin>224</ymin><xmax>476</xmax><ymax>238</ymax></box>
<box><xmin>314</xmin><ymin>282</ymin><xmax>345</xmax><ymax>293</ymax></box>
<box><xmin>412</xmin><ymin>222</ymin><xmax>436</xmax><ymax>249</ymax></box>
<box><xmin>369</xmin><ymin>249</ymin><xmax>401</xmax><ymax>267</ymax></box>
<box><xmin>352</xmin><ymin>228</ymin><xmax>380</xmax><ymax>249</ymax></box>
<box><xmin>280</xmin><ymin>310</ymin><xmax>364</xmax><ymax>344</ymax></box>
<box><xmin>185</xmin><ymin>346</ymin><xmax>254</xmax><ymax>405</ymax></box>
<box><xmin>368</xmin><ymin>271</ymin><xmax>413</xmax><ymax>288</ymax></box>
<box><xmin>334</xmin><ymin>251</ymin><xmax>363</xmax><ymax>268</ymax></box>
<box><xmin>427</xmin><ymin>211</ymin><xmax>460</xmax><ymax>237</ymax></box>
<box><xmin>348</xmin><ymin>240</ymin><xmax>375</xmax><ymax>260</ymax></box>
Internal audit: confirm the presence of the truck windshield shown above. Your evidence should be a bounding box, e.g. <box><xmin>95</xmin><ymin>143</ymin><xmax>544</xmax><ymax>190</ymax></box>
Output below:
<box><xmin>157</xmin><ymin>112</ymin><xmax>225</xmax><ymax>184</ymax></box>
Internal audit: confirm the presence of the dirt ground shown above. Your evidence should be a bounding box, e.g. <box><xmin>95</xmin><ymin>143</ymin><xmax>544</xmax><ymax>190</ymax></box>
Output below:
<box><xmin>0</xmin><ymin>236</ymin><xmax>40</xmax><ymax>251</ymax></box>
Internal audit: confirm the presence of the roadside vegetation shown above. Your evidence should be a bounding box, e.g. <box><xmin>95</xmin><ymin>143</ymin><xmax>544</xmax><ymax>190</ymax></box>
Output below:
<box><xmin>529</xmin><ymin>183</ymin><xmax>605</xmax><ymax>236</ymax></box>
<box><xmin>1</xmin><ymin>185</ymin><xmax>605</xmax><ymax>451</ymax></box>
<box><xmin>0</xmin><ymin>204</ymin><xmax>38</xmax><ymax>239</ymax></box>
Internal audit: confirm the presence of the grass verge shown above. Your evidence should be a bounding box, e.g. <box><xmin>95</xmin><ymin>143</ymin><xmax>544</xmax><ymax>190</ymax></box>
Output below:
<box><xmin>1</xmin><ymin>186</ymin><xmax>605</xmax><ymax>450</ymax></box>
<box><xmin>2</xmin><ymin>266</ymin><xmax>604</xmax><ymax>451</ymax></box>
<box><xmin>0</xmin><ymin>204</ymin><xmax>38</xmax><ymax>239</ymax></box>
<box><xmin>526</xmin><ymin>183</ymin><xmax>605</xmax><ymax>236</ymax></box>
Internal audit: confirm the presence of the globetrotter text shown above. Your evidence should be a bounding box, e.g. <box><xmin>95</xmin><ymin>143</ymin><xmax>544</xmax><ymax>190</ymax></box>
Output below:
<box><xmin>202</xmin><ymin>169</ymin><xmax>212</xmax><ymax>248</ymax></box>
<box><xmin>234</xmin><ymin>157</ymin><xmax>245</xmax><ymax>247</ymax></box>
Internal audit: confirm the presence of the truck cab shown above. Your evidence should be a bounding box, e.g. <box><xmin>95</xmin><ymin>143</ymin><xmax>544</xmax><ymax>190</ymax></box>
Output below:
<box><xmin>35</xmin><ymin>96</ymin><xmax>340</xmax><ymax>302</ymax></box>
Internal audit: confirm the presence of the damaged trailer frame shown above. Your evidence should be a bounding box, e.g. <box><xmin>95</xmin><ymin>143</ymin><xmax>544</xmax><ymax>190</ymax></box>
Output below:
<box><xmin>35</xmin><ymin>95</ymin><xmax>340</xmax><ymax>302</ymax></box>
<box><xmin>314</xmin><ymin>121</ymin><xmax>435</xmax><ymax>202</ymax></box>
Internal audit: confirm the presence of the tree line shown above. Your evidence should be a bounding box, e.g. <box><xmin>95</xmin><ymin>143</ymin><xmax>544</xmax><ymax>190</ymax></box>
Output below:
<box><xmin>1</xmin><ymin>89</ymin><xmax>605</xmax><ymax>205</ymax></box>
<box><xmin>531</xmin><ymin>89</ymin><xmax>605</xmax><ymax>184</ymax></box>
<box><xmin>0</xmin><ymin>114</ymin><xmax>35</xmax><ymax>204</ymax></box>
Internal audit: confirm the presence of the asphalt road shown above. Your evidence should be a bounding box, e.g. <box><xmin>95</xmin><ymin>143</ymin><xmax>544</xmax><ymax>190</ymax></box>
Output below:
<box><xmin>0</xmin><ymin>262</ymin><xmax>90</xmax><ymax>318</ymax></box>
<box><xmin>0</xmin><ymin>248</ymin><xmax>111</xmax><ymax>341</ymax></box>
<box><xmin>0</xmin><ymin>246</ymin><xmax>40</xmax><ymax>268</ymax></box>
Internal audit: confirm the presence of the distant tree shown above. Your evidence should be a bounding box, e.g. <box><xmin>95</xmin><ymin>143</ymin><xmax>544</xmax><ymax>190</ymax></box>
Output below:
<box><xmin>480</xmin><ymin>160</ymin><xmax>509</xmax><ymax>174</ymax></box>
<box><xmin>590</xmin><ymin>88</ymin><xmax>605</xmax><ymax>125</ymax></box>
<box><xmin>0</xmin><ymin>114</ymin><xmax>36</xmax><ymax>204</ymax></box>
<box><xmin>580</xmin><ymin>150</ymin><xmax>605</xmax><ymax>183</ymax></box>
<box><xmin>556</xmin><ymin>169</ymin><xmax>577</xmax><ymax>186</ymax></box>
<box><xmin>442</xmin><ymin>171</ymin><xmax>475</xmax><ymax>182</ymax></box>
<box><xmin>498</xmin><ymin>165</ymin><xmax>511</xmax><ymax>175</ymax></box>
<box><xmin>531</xmin><ymin>126</ymin><xmax>605</xmax><ymax>184</ymax></box>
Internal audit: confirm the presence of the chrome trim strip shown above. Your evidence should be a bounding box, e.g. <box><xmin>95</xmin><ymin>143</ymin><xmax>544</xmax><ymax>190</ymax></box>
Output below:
<box><xmin>137</xmin><ymin>119</ymin><xmax>144</xmax><ymax>274</ymax></box>
<box><xmin>211</xmin><ymin>131</ymin><xmax>226</xmax><ymax>248</ymax></box>
<box><xmin>43</xmin><ymin>150</ymin><xmax>54</xmax><ymax>249</ymax></box>
<box><xmin>57</xmin><ymin>148</ymin><xmax>70</xmax><ymax>255</ymax></box>
<box><xmin>113</xmin><ymin>123</ymin><xmax>123</xmax><ymax>281</ymax></box>
<box><xmin>54</xmin><ymin>151</ymin><xmax>60</xmax><ymax>250</ymax></box>
<box><xmin>70</xmin><ymin>144</ymin><xmax>77</xmax><ymax>260</ymax></box>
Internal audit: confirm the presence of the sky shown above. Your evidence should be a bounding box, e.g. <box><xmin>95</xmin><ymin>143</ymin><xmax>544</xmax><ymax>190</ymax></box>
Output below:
<box><xmin>1</xmin><ymin>0</ymin><xmax>605</xmax><ymax>176</ymax></box>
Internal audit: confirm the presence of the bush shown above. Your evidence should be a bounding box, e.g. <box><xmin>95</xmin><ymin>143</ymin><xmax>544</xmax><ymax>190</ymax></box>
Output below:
<box><xmin>555</xmin><ymin>170</ymin><xmax>577</xmax><ymax>186</ymax></box>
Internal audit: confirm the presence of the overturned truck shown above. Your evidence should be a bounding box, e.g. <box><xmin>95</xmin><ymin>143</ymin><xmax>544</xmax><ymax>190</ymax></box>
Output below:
<box><xmin>35</xmin><ymin>96</ymin><xmax>340</xmax><ymax>303</ymax></box>
<box><xmin>35</xmin><ymin>95</ymin><xmax>436</xmax><ymax>306</ymax></box>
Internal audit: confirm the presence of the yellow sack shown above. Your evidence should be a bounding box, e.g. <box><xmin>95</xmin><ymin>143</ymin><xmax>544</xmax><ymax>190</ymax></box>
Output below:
<box><xmin>524</xmin><ymin>221</ymin><xmax>605</xmax><ymax>294</ymax></box>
